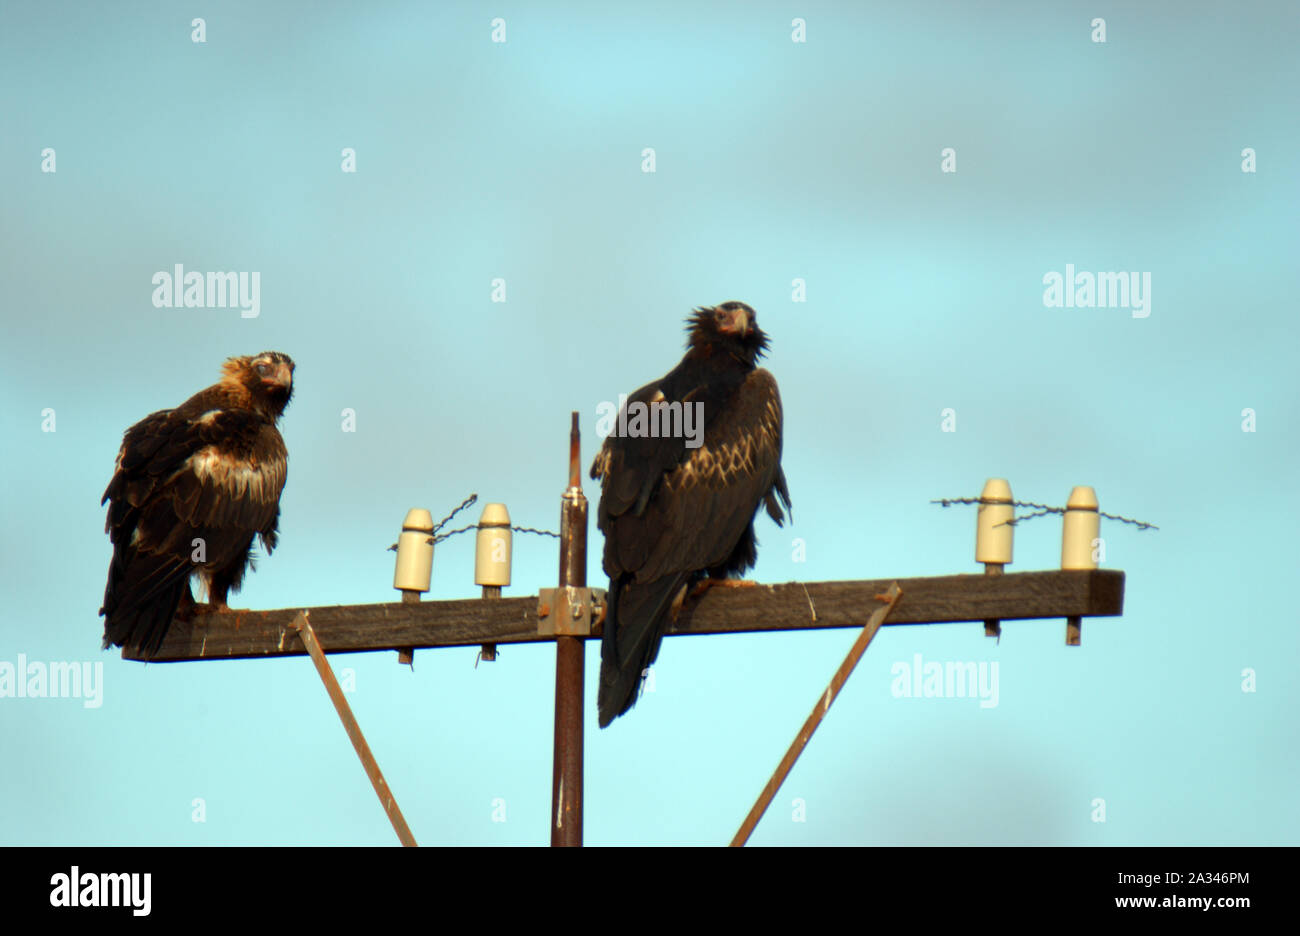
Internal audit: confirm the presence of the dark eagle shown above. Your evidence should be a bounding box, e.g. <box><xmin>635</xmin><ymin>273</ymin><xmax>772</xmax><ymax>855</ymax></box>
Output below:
<box><xmin>100</xmin><ymin>351</ymin><xmax>294</xmax><ymax>658</ymax></box>
<box><xmin>590</xmin><ymin>302</ymin><xmax>790</xmax><ymax>727</ymax></box>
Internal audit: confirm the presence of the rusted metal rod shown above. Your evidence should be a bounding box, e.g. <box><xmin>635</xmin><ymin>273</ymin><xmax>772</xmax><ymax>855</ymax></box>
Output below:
<box><xmin>552</xmin><ymin>412</ymin><xmax>586</xmax><ymax>847</ymax></box>
<box><xmin>731</xmin><ymin>582</ymin><xmax>902</xmax><ymax>847</ymax></box>
<box><xmin>398</xmin><ymin>589</ymin><xmax>419</xmax><ymax>665</ymax></box>
<box><xmin>481</xmin><ymin>585</ymin><xmax>500</xmax><ymax>662</ymax></box>
<box><xmin>983</xmin><ymin>562</ymin><xmax>1003</xmax><ymax>640</ymax></box>
<box><xmin>290</xmin><ymin>610</ymin><xmax>418</xmax><ymax>847</ymax></box>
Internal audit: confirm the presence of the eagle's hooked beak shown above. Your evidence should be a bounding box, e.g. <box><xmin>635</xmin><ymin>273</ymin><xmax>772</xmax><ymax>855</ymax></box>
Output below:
<box><xmin>721</xmin><ymin>305</ymin><xmax>751</xmax><ymax>338</ymax></box>
<box><xmin>264</xmin><ymin>361</ymin><xmax>293</xmax><ymax>390</ymax></box>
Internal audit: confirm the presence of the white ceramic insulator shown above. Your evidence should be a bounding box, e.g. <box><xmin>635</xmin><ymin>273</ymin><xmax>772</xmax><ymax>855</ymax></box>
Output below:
<box><xmin>975</xmin><ymin>478</ymin><xmax>1014</xmax><ymax>565</ymax></box>
<box><xmin>1061</xmin><ymin>486</ymin><xmax>1100</xmax><ymax>570</ymax></box>
<box><xmin>393</xmin><ymin>508</ymin><xmax>435</xmax><ymax>592</ymax></box>
<box><xmin>475</xmin><ymin>503</ymin><xmax>512</xmax><ymax>587</ymax></box>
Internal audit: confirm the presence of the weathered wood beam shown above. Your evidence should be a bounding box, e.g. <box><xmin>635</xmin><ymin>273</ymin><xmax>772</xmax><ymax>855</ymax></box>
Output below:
<box><xmin>674</xmin><ymin>568</ymin><xmax>1124</xmax><ymax>637</ymax></box>
<box><xmin>122</xmin><ymin>570</ymin><xmax>1124</xmax><ymax>663</ymax></box>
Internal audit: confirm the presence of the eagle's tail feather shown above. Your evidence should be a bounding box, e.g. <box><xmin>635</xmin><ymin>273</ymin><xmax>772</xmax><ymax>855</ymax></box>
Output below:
<box><xmin>100</xmin><ymin>548</ymin><xmax>189</xmax><ymax>659</ymax></box>
<box><xmin>598</xmin><ymin>572</ymin><xmax>691</xmax><ymax>728</ymax></box>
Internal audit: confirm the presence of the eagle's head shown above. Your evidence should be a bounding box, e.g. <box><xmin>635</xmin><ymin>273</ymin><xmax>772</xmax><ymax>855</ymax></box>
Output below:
<box><xmin>686</xmin><ymin>301</ymin><xmax>770</xmax><ymax>365</ymax></box>
<box><xmin>222</xmin><ymin>351</ymin><xmax>295</xmax><ymax>416</ymax></box>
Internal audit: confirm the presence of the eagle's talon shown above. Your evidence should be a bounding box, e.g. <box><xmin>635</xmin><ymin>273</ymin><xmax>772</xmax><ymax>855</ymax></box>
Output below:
<box><xmin>689</xmin><ymin>577</ymin><xmax>758</xmax><ymax>600</ymax></box>
<box><xmin>174</xmin><ymin>589</ymin><xmax>197</xmax><ymax>623</ymax></box>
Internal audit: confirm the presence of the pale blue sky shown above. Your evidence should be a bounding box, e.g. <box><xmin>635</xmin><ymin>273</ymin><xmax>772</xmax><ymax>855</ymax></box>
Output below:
<box><xmin>1</xmin><ymin>1</ymin><xmax>1297</xmax><ymax>845</ymax></box>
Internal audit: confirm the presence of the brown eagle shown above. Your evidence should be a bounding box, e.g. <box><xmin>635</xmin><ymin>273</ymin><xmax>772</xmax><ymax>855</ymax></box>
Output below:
<box><xmin>100</xmin><ymin>351</ymin><xmax>294</xmax><ymax>658</ymax></box>
<box><xmin>590</xmin><ymin>303</ymin><xmax>790</xmax><ymax>726</ymax></box>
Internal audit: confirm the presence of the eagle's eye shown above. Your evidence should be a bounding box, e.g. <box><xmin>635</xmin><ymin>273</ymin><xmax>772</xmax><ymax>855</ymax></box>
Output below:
<box><xmin>256</xmin><ymin>362</ymin><xmax>273</xmax><ymax>377</ymax></box>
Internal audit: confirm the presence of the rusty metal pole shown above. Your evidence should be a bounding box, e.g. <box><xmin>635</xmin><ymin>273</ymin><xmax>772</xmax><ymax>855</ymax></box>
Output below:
<box><xmin>552</xmin><ymin>412</ymin><xmax>586</xmax><ymax>846</ymax></box>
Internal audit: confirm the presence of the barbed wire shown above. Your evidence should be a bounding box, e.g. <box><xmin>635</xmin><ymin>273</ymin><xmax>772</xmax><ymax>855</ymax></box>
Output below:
<box><xmin>432</xmin><ymin>522</ymin><xmax>560</xmax><ymax>543</ymax></box>
<box><xmin>433</xmin><ymin>493</ymin><xmax>479</xmax><ymax>535</ymax></box>
<box><xmin>387</xmin><ymin>492</ymin><xmax>560</xmax><ymax>551</ymax></box>
<box><xmin>931</xmin><ymin>497</ymin><xmax>1158</xmax><ymax>531</ymax></box>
